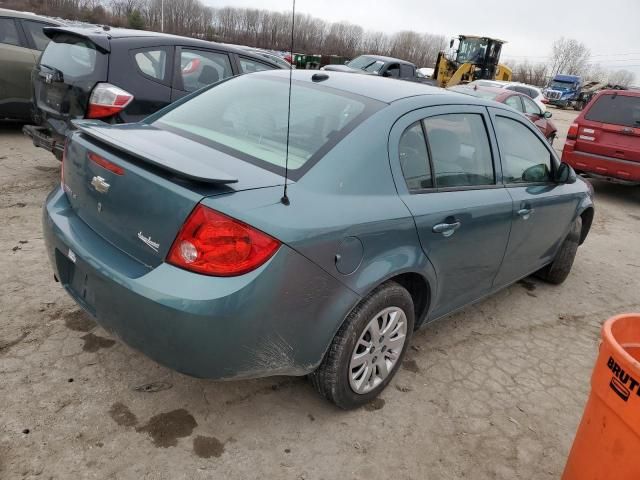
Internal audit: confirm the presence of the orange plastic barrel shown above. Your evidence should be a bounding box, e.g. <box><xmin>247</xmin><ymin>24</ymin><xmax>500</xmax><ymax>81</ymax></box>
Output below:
<box><xmin>562</xmin><ymin>313</ymin><xmax>640</xmax><ymax>480</ymax></box>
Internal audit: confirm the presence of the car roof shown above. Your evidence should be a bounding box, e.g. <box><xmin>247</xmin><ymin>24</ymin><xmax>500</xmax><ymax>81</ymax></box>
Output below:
<box><xmin>358</xmin><ymin>54</ymin><xmax>414</xmax><ymax>66</ymax></box>
<box><xmin>453</xmin><ymin>85</ymin><xmax>513</xmax><ymax>97</ymax></box>
<box><xmin>43</xmin><ymin>26</ymin><xmax>284</xmax><ymax>66</ymax></box>
<box><xmin>254</xmin><ymin>70</ymin><xmax>505</xmax><ymax>105</ymax></box>
<box><xmin>0</xmin><ymin>8</ymin><xmax>65</xmax><ymax>24</ymax></box>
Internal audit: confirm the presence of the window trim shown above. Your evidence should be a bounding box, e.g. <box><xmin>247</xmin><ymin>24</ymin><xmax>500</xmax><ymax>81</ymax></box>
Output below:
<box><xmin>488</xmin><ymin>108</ymin><xmax>559</xmax><ymax>187</ymax></box>
<box><xmin>392</xmin><ymin>106</ymin><xmax>502</xmax><ymax>195</ymax></box>
<box><xmin>130</xmin><ymin>46</ymin><xmax>173</xmax><ymax>87</ymax></box>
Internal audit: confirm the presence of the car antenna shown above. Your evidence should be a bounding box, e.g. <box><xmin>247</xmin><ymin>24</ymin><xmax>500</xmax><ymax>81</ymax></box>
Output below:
<box><xmin>281</xmin><ymin>0</ymin><xmax>296</xmax><ymax>206</ymax></box>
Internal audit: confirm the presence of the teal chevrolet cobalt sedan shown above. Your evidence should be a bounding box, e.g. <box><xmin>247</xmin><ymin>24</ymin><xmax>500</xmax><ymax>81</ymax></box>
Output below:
<box><xmin>43</xmin><ymin>70</ymin><xmax>594</xmax><ymax>409</ymax></box>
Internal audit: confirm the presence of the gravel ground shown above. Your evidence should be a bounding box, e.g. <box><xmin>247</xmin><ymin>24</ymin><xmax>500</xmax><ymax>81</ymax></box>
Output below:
<box><xmin>1</xmin><ymin>107</ymin><xmax>639</xmax><ymax>479</ymax></box>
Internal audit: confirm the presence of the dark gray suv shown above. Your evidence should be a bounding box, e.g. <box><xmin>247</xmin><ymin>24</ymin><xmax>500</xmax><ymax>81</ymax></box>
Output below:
<box><xmin>24</xmin><ymin>26</ymin><xmax>285</xmax><ymax>159</ymax></box>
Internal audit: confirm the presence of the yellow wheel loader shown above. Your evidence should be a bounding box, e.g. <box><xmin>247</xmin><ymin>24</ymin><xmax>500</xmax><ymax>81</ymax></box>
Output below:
<box><xmin>433</xmin><ymin>35</ymin><xmax>512</xmax><ymax>88</ymax></box>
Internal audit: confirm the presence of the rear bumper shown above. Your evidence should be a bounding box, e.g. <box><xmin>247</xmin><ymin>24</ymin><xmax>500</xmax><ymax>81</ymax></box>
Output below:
<box><xmin>562</xmin><ymin>144</ymin><xmax>640</xmax><ymax>183</ymax></box>
<box><xmin>23</xmin><ymin>125</ymin><xmax>64</xmax><ymax>160</ymax></box>
<box><xmin>43</xmin><ymin>187</ymin><xmax>360</xmax><ymax>379</ymax></box>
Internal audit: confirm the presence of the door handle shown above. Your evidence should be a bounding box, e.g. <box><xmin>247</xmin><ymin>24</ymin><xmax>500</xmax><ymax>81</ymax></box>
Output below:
<box><xmin>517</xmin><ymin>208</ymin><xmax>533</xmax><ymax>219</ymax></box>
<box><xmin>432</xmin><ymin>221</ymin><xmax>461</xmax><ymax>237</ymax></box>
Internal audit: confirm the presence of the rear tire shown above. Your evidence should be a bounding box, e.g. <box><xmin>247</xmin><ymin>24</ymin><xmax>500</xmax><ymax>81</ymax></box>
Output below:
<box><xmin>309</xmin><ymin>281</ymin><xmax>414</xmax><ymax>409</ymax></box>
<box><xmin>536</xmin><ymin>216</ymin><xmax>582</xmax><ymax>285</ymax></box>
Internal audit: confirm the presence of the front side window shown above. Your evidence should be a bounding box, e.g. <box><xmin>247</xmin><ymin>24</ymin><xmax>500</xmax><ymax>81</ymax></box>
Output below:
<box><xmin>0</xmin><ymin>18</ymin><xmax>20</xmax><ymax>47</ymax></box>
<box><xmin>22</xmin><ymin>20</ymin><xmax>52</xmax><ymax>51</ymax></box>
<box><xmin>154</xmin><ymin>75</ymin><xmax>377</xmax><ymax>176</ymax></box>
<box><xmin>495</xmin><ymin>116</ymin><xmax>552</xmax><ymax>184</ymax></box>
<box><xmin>504</xmin><ymin>95</ymin><xmax>523</xmax><ymax>112</ymax></box>
<box><xmin>522</xmin><ymin>96</ymin><xmax>541</xmax><ymax>115</ymax></box>
<box><xmin>423</xmin><ymin>113</ymin><xmax>494</xmax><ymax>188</ymax></box>
<box><xmin>239</xmin><ymin>57</ymin><xmax>274</xmax><ymax>73</ymax></box>
<box><xmin>399</xmin><ymin>122</ymin><xmax>432</xmax><ymax>190</ymax></box>
<box><xmin>134</xmin><ymin>49</ymin><xmax>167</xmax><ymax>81</ymax></box>
<box><xmin>180</xmin><ymin>49</ymin><xmax>232</xmax><ymax>92</ymax></box>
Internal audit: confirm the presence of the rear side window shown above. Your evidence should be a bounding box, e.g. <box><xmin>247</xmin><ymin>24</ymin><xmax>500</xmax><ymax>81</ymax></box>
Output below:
<box><xmin>134</xmin><ymin>49</ymin><xmax>167</xmax><ymax>81</ymax></box>
<box><xmin>22</xmin><ymin>20</ymin><xmax>52</xmax><ymax>51</ymax></box>
<box><xmin>399</xmin><ymin>122</ymin><xmax>432</xmax><ymax>190</ymax></box>
<box><xmin>180</xmin><ymin>49</ymin><xmax>232</xmax><ymax>92</ymax></box>
<box><xmin>423</xmin><ymin>113</ymin><xmax>494</xmax><ymax>188</ymax></box>
<box><xmin>0</xmin><ymin>18</ymin><xmax>20</xmax><ymax>47</ymax></box>
<box><xmin>495</xmin><ymin>116</ymin><xmax>552</xmax><ymax>184</ymax></box>
<box><xmin>154</xmin><ymin>75</ymin><xmax>378</xmax><ymax>177</ymax></box>
<box><xmin>40</xmin><ymin>34</ymin><xmax>97</xmax><ymax>78</ymax></box>
<box><xmin>239</xmin><ymin>57</ymin><xmax>274</xmax><ymax>73</ymax></box>
<box><xmin>585</xmin><ymin>94</ymin><xmax>640</xmax><ymax>128</ymax></box>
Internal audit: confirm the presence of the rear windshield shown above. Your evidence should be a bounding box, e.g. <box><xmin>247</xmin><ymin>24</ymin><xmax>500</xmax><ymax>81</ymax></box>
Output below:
<box><xmin>153</xmin><ymin>74</ymin><xmax>380</xmax><ymax>176</ymax></box>
<box><xmin>40</xmin><ymin>34</ymin><xmax>97</xmax><ymax>78</ymax></box>
<box><xmin>585</xmin><ymin>94</ymin><xmax>640</xmax><ymax>128</ymax></box>
<box><xmin>451</xmin><ymin>86</ymin><xmax>500</xmax><ymax>101</ymax></box>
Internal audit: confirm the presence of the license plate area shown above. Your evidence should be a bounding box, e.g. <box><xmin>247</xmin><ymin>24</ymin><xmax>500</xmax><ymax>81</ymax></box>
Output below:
<box><xmin>55</xmin><ymin>249</ymin><xmax>96</xmax><ymax>315</ymax></box>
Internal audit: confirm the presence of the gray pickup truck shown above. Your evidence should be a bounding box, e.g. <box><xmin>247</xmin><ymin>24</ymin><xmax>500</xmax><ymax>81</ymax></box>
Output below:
<box><xmin>322</xmin><ymin>54</ymin><xmax>433</xmax><ymax>84</ymax></box>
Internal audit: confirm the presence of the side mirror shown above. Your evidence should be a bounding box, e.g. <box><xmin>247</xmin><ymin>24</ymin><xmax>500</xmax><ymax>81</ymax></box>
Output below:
<box><xmin>522</xmin><ymin>164</ymin><xmax>548</xmax><ymax>182</ymax></box>
<box><xmin>544</xmin><ymin>111</ymin><xmax>552</xmax><ymax>119</ymax></box>
<box><xmin>556</xmin><ymin>162</ymin><xmax>577</xmax><ymax>184</ymax></box>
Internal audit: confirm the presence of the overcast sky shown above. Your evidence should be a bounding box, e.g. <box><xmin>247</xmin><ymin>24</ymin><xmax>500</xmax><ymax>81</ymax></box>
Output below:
<box><xmin>203</xmin><ymin>0</ymin><xmax>640</xmax><ymax>80</ymax></box>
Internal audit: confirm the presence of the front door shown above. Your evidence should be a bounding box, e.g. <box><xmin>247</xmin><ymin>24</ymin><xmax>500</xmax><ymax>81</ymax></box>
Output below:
<box><xmin>389</xmin><ymin>105</ymin><xmax>513</xmax><ymax>319</ymax></box>
<box><xmin>489</xmin><ymin>108</ymin><xmax>580</xmax><ymax>287</ymax></box>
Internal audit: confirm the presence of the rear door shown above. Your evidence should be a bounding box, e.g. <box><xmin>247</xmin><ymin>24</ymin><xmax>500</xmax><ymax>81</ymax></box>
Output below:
<box><xmin>489</xmin><ymin>107</ymin><xmax>579</xmax><ymax>286</ymax></box>
<box><xmin>389</xmin><ymin>105</ymin><xmax>513</xmax><ymax>319</ymax></box>
<box><xmin>33</xmin><ymin>31</ymin><xmax>108</xmax><ymax>138</ymax></box>
<box><xmin>109</xmin><ymin>41</ymin><xmax>174</xmax><ymax>121</ymax></box>
<box><xmin>0</xmin><ymin>16</ymin><xmax>37</xmax><ymax>120</ymax></box>
<box><xmin>576</xmin><ymin>92</ymin><xmax>640</xmax><ymax>162</ymax></box>
<box><xmin>171</xmin><ymin>47</ymin><xmax>234</xmax><ymax>101</ymax></box>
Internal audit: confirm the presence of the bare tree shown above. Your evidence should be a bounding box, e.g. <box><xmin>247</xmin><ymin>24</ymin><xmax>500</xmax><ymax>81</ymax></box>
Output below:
<box><xmin>549</xmin><ymin>37</ymin><xmax>591</xmax><ymax>77</ymax></box>
<box><xmin>608</xmin><ymin>69</ymin><xmax>636</xmax><ymax>87</ymax></box>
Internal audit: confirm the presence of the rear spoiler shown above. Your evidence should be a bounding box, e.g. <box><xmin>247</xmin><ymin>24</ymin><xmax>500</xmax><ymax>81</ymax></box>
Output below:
<box><xmin>43</xmin><ymin>27</ymin><xmax>111</xmax><ymax>53</ymax></box>
<box><xmin>72</xmin><ymin>120</ymin><xmax>239</xmax><ymax>184</ymax></box>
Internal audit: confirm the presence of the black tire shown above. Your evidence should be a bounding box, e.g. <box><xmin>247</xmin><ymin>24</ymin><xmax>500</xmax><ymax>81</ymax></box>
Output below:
<box><xmin>536</xmin><ymin>216</ymin><xmax>582</xmax><ymax>285</ymax></box>
<box><xmin>309</xmin><ymin>281</ymin><xmax>415</xmax><ymax>409</ymax></box>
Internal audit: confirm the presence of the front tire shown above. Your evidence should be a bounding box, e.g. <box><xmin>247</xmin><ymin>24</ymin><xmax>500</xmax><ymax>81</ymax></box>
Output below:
<box><xmin>309</xmin><ymin>281</ymin><xmax>415</xmax><ymax>409</ymax></box>
<box><xmin>536</xmin><ymin>216</ymin><xmax>582</xmax><ymax>284</ymax></box>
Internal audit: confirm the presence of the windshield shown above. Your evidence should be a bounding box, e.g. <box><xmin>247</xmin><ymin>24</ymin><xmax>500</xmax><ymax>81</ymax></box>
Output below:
<box><xmin>347</xmin><ymin>55</ymin><xmax>385</xmax><ymax>73</ymax></box>
<box><xmin>153</xmin><ymin>74</ymin><xmax>379</xmax><ymax>175</ymax></box>
<box><xmin>456</xmin><ymin>38</ymin><xmax>488</xmax><ymax>64</ymax></box>
<box><xmin>550</xmin><ymin>80</ymin><xmax>576</xmax><ymax>90</ymax></box>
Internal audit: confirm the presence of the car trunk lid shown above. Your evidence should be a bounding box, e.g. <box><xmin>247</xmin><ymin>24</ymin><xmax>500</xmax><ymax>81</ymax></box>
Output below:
<box><xmin>34</xmin><ymin>28</ymin><xmax>110</xmax><ymax>140</ymax></box>
<box><xmin>63</xmin><ymin>122</ymin><xmax>284</xmax><ymax>268</ymax></box>
<box><xmin>575</xmin><ymin>93</ymin><xmax>640</xmax><ymax>163</ymax></box>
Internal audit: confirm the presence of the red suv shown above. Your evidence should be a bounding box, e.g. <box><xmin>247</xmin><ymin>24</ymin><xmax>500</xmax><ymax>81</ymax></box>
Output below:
<box><xmin>562</xmin><ymin>89</ymin><xmax>640</xmax><ymax>184</ymax></box>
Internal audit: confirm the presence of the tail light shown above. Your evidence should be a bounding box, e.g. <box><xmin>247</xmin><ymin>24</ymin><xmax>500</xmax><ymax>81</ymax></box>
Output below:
<box><xmin>284</xmin><ymin>54</ymin><xmax>292</xmax><ymax>64</ymax></box>
<box><xmin>167</xmin><ymin>205</ymin><xmax>280</xmax><ymax>276</ymax></box>
<box><xmin>567</xmin><ymin>123</ymin><xmax>579</xmax><ymax>140</ymax></box>
<box><xmin>86</xmin><ymin>83</ymin><xmax>134</xmax><ymax>119</ymax></box>
<box><xmin>182</xmin><ymin>58</ymin><xmax>201</xmax><ymax>74</ymax></box>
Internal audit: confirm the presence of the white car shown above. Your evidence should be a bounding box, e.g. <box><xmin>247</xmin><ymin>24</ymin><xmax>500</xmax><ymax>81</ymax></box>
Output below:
<box><xmin>469</xmin><ymin>80</ymin><xmax>548</xmax><ymax>112</ymax></box>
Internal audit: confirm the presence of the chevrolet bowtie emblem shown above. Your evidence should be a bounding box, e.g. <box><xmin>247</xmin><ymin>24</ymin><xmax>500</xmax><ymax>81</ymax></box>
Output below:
<box><xmin>91</xmin><ymin>176</ymin><xmax>110</xmax><ymax>194</ymax></box>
